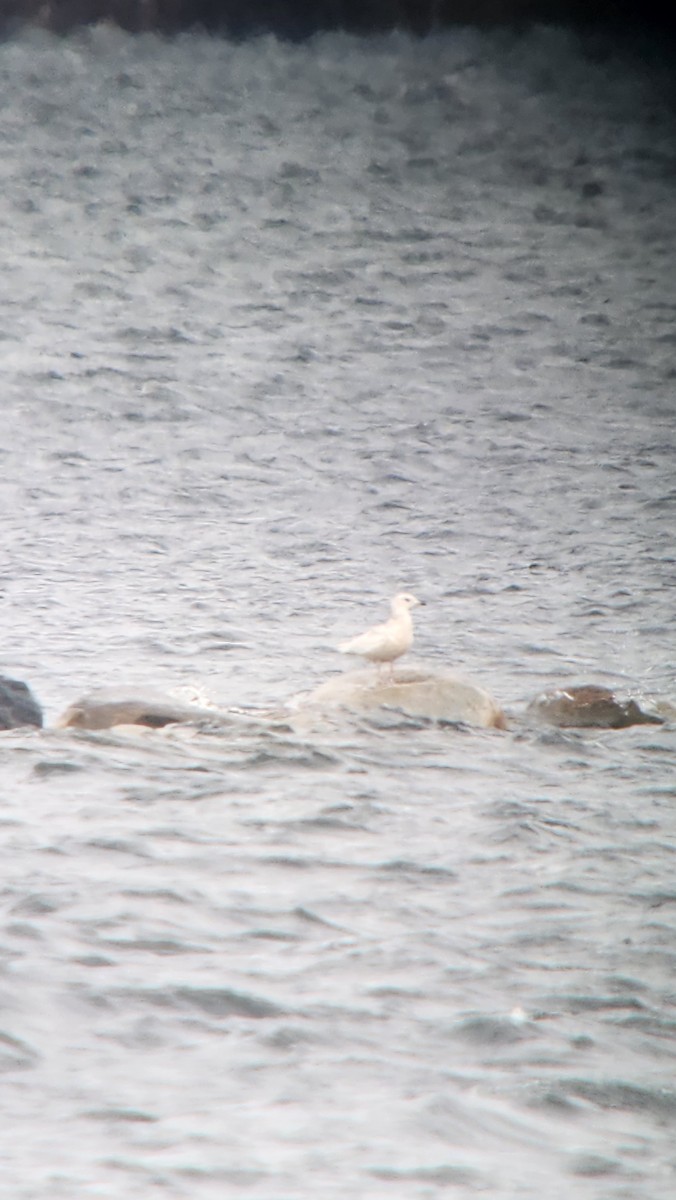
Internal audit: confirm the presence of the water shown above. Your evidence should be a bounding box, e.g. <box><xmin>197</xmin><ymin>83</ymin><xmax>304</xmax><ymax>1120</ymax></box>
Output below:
<box><xmin>0</xmin><ymin>23</ymin><xmax>675</xmax><ymax>1199</ymax></box>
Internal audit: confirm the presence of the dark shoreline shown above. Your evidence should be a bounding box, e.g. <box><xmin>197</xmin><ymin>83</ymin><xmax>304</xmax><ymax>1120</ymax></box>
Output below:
<box><xmin>1</xmin><ymin>0</ymin><xmax>674</xmax><ymax>39</ymax></box>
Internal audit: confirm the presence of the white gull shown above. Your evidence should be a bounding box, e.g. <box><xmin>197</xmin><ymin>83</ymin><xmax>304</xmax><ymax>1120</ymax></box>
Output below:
<box><xmin>338</xmin><ymin>592</ymin><xmax>424</xmax><ymax>676</ymax></box>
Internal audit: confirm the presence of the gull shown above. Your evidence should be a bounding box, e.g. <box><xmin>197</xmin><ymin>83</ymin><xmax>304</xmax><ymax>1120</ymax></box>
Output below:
<box><xmin>338</xmin><ymin>592</ymin><xmax>424</xmax><ymax>678</ymax></box>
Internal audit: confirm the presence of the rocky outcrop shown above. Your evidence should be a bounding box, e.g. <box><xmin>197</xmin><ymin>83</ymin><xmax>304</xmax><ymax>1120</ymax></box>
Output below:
<box><xmin>527</xmin><ymin>684</ymin><xmax>662</xmax><ymax>730</ymax></box>
<box><xmin>296</xmin><ymin>664</ymin><xmax>507</xmax><ymax>729</ymax></box>
<box><xmin>30</xmin><ymin>676</ymin><xmax>670</xmax><ymax>735</ymax></box>
<box><xmin>0</xmin><ymin>675</ymin><xmax>43</xmax><ymax>729</ymax></box>
<box><xmin>53</xmin><ymin>667</ymin><xmax>507</xmax><ymax>731</ymax></box>
<box><xmin>55</xmin><ymin>689</ymin><xmax>223</xmax><ymax>730</ymax></box>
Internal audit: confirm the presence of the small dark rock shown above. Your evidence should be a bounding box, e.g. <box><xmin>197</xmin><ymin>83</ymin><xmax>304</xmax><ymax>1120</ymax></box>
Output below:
<box><xmin>0</xmin><ymin>676</ymin><xmax>43</xmax><ymax>730</ymax></box>
<box><xmin>528</xmin><ymin>685</ymin><xmax>662</xmax><ymax>730</ymax></box>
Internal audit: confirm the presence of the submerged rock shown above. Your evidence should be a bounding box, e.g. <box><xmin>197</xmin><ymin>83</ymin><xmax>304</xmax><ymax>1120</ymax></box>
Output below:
<box><xmin>56</xmin><ymin>689</ymin><xmax>223</xmax><ymax>731</ymax></box>
<box><xmin>298</xmin><ymin>664</ymin><xmax>506</xmax><ymax>729</ymax></box>
<box><xmin>528</xmin><ymin>685</ymin><xmax>662</xmax><ymax>730</ymax></box>
<box><xmin>0</xmin><ymin>675</ymin><xmax>43</xmax><ymax>729</ymax></box>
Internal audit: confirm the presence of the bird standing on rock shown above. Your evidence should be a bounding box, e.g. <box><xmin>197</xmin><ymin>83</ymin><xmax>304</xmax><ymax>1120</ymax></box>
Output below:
<box><xmin>338</xmin><ymin>592</ymin><xmax>424</xmax><ymax>678</ymax></box>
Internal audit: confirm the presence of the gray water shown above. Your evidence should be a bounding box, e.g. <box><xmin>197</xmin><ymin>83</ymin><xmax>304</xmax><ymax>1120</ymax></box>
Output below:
<box><xmin>1</xmin><ymin>23</ymin><xmax>675</xmax><ymax>1199</ymax></box>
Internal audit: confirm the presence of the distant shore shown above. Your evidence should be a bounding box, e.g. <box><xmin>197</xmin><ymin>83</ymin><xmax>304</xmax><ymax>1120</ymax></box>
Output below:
<box><xmin>1</xmin><ymin>0</ymin><xmax>673</xmax><ymax>39</ymax></box>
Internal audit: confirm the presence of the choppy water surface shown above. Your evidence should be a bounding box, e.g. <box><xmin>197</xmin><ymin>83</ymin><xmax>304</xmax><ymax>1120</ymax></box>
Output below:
<box><xmin>0</xmin><ymin>24</ymin><xmax>675</xmax><ymax>1199</ymax></box>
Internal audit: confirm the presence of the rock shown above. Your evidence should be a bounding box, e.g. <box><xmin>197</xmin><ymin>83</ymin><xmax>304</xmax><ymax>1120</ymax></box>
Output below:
<box><xmin>527</xmin><ymin>685</ymin><xmax>662</xmax><ymax>730</ymax></box>
<box><xmin>297</xmin><ymin>664</ymin><xmax>506</xmax><ymax>729</ymax></box>
<box><xmin>55</xmin><ymin>690</ymin><xmax>223</xmax><ymax>731</ymax></box>
<box><xmin>0</xmin><ymin>675</ymin><xmax>43</xmax><ymax>729</ymax></box>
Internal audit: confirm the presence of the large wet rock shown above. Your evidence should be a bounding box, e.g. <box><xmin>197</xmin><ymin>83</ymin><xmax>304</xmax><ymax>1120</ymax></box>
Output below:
<box><xmin>0</xmin><ymin>675</ymin><xmax>43</xmax><ymax>729</ymax></box>
<box><xmin>297</xmin><ymin>665</ymin><xmax>506</xmax><ymax>729</ymax></box>
<box><xmin>56</xmin><ymin>689</ymin><xmax>224</xmax><ymax>731</ymax></box>
<box><xmin>528</xmin><ymin>685</ymin><xmax>662</xmax><ymax>730</ymax></box>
